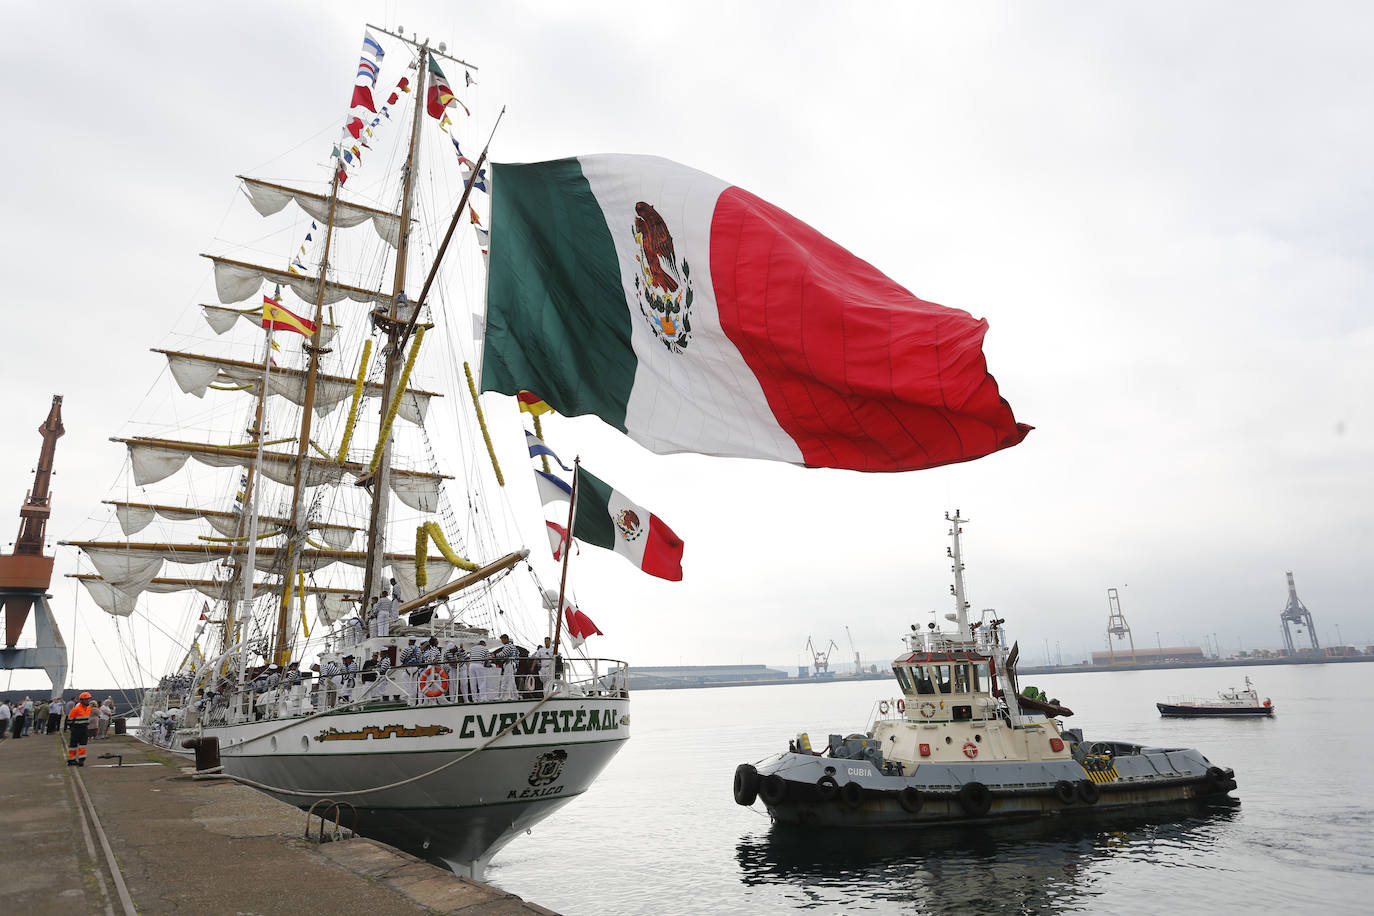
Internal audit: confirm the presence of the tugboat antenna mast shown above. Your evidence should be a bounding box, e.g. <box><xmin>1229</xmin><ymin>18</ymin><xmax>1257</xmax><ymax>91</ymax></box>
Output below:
<box><xmin>945</xmin><ymin>510</ymin><xmax>972</xmax><ymax>641</ymax></box>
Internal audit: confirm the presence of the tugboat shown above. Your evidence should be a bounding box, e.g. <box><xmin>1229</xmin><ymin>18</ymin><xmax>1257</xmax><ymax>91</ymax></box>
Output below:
<box><xmin>732</xmin><ymin>512</ymin><xmax>1238</xmax><ymax>825</ymax></box>
<box><xmin>1157</xmin><ymin>677</ymin><xmax>1275</xmax><ymax>717</ymax></box>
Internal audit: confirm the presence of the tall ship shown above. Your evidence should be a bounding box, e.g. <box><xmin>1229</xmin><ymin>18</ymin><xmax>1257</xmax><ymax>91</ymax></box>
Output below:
<box><xmin>61</xmin><ymin>25</ymin><xmax>628</xmax><ymax>878</ymax></box>
<box><xmin>733</xmin><ymin>512</ymin><xmax>1239</xmax><ymax>825</ymax></box>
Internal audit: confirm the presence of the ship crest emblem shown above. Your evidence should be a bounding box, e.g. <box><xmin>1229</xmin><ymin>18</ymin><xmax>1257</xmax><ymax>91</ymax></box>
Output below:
<box><xmin>632</xmin><ymin>201</ymin><xmax>693</xmax><ymax>354</ymax></box>
<box><xmin>614</xmin><ymin>508</ymin><xmax>643</xmax><ymax>543</ymax></box>
<box><xmin>529</xmin><ymin>749</ymin><xmax>568</xmax><ymax>786</ymax></box>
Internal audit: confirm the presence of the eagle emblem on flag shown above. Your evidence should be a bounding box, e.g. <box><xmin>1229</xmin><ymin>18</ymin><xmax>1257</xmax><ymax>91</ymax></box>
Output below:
<box><xmin>614</xmin><ymin>508</ymin><xmax>644</xmax><ymax>542</ymax></box>
<box><xmin>632</xmin><ymin>201</ymin><xmax>693</xmax><ymax>354</ymax></box>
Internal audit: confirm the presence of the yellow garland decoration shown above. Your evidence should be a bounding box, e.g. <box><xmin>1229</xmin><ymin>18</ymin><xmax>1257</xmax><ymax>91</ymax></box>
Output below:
<box><xmin>297</xmin><ymin>569</ymin><xmax>310</xmax><ymax>638</ymax></box>
<box><xmin>464</xmin><ymin>361</ymin><xmax>504</xmax><ymax>486</ymax></box>
<box><xmin>336</xmin><ymin>338</ymin><xmax>372</xmax><ymax>464</ymax></box>
<box><xmin>415</xmin><ymin>520</ymin><xmax>480</xmax><ymax>588</ymax></box>
<box><xmin>532</xmin><ymin>414</ymin><xmax>550</xmax><ymax>474</ymax></box>
<box><xmin>369</xmin><ymin>328</ymin><xmax>425</xmax><ymax>473</ymax></box>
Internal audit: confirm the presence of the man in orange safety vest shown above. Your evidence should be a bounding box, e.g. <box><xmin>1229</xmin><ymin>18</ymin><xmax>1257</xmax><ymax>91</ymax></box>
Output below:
<box><xmin>67</xmin><ymin>692</ymin><xmax>95</xmax><ymax>767</ymax></box>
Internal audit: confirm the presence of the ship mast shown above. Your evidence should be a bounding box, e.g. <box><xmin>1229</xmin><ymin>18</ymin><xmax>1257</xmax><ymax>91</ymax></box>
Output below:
<box><xmin>360</xmin><ymin>40</ymin><xmax>430</xmax><ymax>609</ymax></box>
<box><xmin>270</xmin><ymin>168</ymin><xmax>343</xmax><ymax>665</ymax></box>
<box><xmin>225</xmin><ymin>322</ymin><xmax>274</xmax><ymax>653</ymax></box>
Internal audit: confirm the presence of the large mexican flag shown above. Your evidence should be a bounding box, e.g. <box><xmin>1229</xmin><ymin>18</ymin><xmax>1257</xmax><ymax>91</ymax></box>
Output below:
<box><xmin>481</xmin><ymin>154</ymin><xmax>1030</xmax><ymax>472</ymax></box>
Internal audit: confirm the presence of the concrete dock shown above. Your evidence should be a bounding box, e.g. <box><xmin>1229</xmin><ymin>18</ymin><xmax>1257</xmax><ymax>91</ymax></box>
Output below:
<box><xmin>0</xmin><ymin>731</ymin><xmax>555</xmax><ymax>914</ymax></box>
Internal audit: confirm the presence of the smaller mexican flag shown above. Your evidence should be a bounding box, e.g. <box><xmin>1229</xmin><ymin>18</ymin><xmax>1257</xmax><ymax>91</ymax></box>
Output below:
<box><xmin>573</xmin><ymin>467</ymin><xmax>684</xmax><ymax>581</ymax></box>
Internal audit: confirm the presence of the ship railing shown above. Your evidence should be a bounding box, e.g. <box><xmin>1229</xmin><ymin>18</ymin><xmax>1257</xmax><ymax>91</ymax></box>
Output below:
<box><xmin>198</xmin><ymin>656</ymin><xmax>629</xmax><ymax>724</ymax></box>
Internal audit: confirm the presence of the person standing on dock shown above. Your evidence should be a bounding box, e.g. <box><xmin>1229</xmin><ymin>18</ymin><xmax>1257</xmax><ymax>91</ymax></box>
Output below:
<box><xmin>0</xmin><ymin>699</ymin><xmax>10</xmax><ymax>739</ymax></box>
<box><xmin>35</xmin><ymin>698</ymin><xmax>49</xmax><ymax>735</ymax></box>
<box><xmin>66</xmin><ymin>692</ymin><xmax>95</xmax><ymax>766</ymax></box>
<box><xmin>47</xmin><ymin>698</ymin><xmax>62</xmax><ymax>733</ymax></box>
<box><xmin>9</xmin><ymin>698</ymin><xmax>26</xmax><ymax>738</ymax></box>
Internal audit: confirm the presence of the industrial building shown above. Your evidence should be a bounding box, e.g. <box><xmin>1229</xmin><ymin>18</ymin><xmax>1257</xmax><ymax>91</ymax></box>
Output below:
<box><xmin>627</xmin><ymin>664</ymin><xmax>788</xmax><ymax>689</ymax></box>
<box><xmin>1090</xmin><ymin>646</ymin><xmax>1205</xmax><ymax>666</ymax></box>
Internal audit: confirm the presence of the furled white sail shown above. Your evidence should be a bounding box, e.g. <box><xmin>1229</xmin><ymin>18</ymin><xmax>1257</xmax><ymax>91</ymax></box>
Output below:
<box><xmin>206</xmin><ymin>255</ymin><xmax>398</xmax><ymax>310</ymax></box>
<box><xmin>106</xmin><ymin>501</ymin><xmax>357</xmax><ymax>549</ymax></box>
<box><xmin>160</xmin><ymin>351</ymin><xmax>436</xmax><ymax>426</ymax></box>
<box><xmin>388</xmin><ymin>558</ymin><xmax>457</xmax><ymax>603</ymax></box>
<box><xmin>118</xmin><ymin>438</ymin><xmax>450</xmax><ymax>513</ymax></box>
<box><xmin>74</xmin><ymin>573</ymin><xmax>357</xmax><ymax>617</ymax></box>
<box><xmin>240</xmin><ymin>177</ymin><xmax>403</xmax><ymax>248</ymax></box>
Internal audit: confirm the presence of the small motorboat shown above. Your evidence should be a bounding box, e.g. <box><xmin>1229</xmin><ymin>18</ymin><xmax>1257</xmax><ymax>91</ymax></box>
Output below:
<box><xmin>1156</xmin><ymin>677</ymin><xmax>1274</xmax><ymax>717</ymax></box>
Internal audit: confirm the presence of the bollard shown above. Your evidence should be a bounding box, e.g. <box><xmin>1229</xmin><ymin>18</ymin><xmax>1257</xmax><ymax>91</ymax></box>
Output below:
<box><xmin>181</xmin><ymin>736</ymin><xmax>221</xmax><ymax>772</ymax></box>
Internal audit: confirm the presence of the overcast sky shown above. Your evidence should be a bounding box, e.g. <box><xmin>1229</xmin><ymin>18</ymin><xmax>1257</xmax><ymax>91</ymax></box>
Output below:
<box><xmin>3</xmin><ymin>2</ymin><xmax>1371</xmax><ymax>692</ymax></box>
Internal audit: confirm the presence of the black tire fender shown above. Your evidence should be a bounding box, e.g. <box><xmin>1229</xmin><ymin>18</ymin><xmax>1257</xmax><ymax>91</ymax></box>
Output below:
<box><xmin>841</xmin><ymin>781</ymin><xmax>865</xmax><ymax>808</ymax></box>
<box><xmin>733</xmin><ymin>764</ymin><xmax>760</xmax><ymax>806</ymax></box>
<box><xmin>1054</xmin><ymin>780</ymin><xmax>1077</xmax><ymax>804</ymax></box>
<box><xmin>815</xmin><ymin>774</ymin><xmax>839</xmax><ymax>802</ymax></box>
<box><xmin>898</xmin><ymin>786</ymin><xmax>923</xmax><ymax>814</ymax></box>
<box><xmin>1077</xmin><ymin>779</ymin><xmax>1101</xmax><ymax>805</ymax></box>
<box><xmin>958</xmin><ymin>781</ymin><xmax>993</xmax><ymax>817</ymax></box>
<box><xmin>759</xmin><ymin>773</ymin><xmax>788</xmax><ymax>805</ymax></box>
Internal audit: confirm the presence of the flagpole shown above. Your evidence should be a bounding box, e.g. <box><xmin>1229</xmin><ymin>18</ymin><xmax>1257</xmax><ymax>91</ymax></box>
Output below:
<box><xmin>552</xmin><ymin>458</ymin><xmax>579</xmax><ymax>656</ymax></box>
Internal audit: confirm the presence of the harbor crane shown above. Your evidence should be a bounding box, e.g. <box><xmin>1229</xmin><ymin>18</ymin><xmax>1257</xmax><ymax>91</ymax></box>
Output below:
<box><xmin>0</xmin><ymin>395</ymin><xmax>68</xmax><ymax>688</ymax></box>
<box><xmin>805</xmin><ymin>636</ymin><xmax>838</xmax><ymax>677</ymax></box>
<box><xmin>1105</xmin><ymin>587</ymin><xmax>1137</xmax><ymax>664</ymax></box>
<box><xmin>845</xmin><ymin>625</ymin><xmax>862</xmax><ymax>675</ymax></box>
<box><xmin>1279</xmin><ymin>571</ymin><xmax>1320</xmax><ymax>655</ymax></box>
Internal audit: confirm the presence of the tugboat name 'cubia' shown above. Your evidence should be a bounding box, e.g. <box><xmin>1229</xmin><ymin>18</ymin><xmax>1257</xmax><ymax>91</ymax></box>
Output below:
<box><xmin>733</xmin><ymin>512</ymin><xmax>1239</xmax><ymax>825</ymax></box>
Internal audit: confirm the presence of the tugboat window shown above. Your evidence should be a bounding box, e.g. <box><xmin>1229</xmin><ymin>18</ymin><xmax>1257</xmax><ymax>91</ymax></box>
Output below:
<box><xmin>953</xmin><ymin>663</ymin><xmax>971</xmax><ymax>693</ymax></box>
<box><xmin>912</xmin><ymin>666</ymin><xmax>936</xmax><ymax>695</ymax></box>
<box><xmin>893</xmin><ymin>666</ymin><xmax>912</xmax><ymax>693</ymax></box>
<box><xmin>971</xmin><ymin>662</ymin><xmax>988</xmax><ymax>692</ymax></box>
<box><xmin>933</xmin><ymin>664</ymin><xmax>953</xmax><ymax>693</ymax></box>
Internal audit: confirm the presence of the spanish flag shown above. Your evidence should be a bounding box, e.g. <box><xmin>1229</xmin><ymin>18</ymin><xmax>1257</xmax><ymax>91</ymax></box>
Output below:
<box><xmin>262</xmin><ymin>297</ymin><xmax>317</xmax><ymax>338</ymax></box>
<box><xmin>516</xmin><ymin>390</ymin><xmax>553</xmax><ymax>417</ymax></box>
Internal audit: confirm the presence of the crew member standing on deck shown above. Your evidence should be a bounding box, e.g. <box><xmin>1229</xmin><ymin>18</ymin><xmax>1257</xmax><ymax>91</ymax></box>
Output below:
<box><xmin>493</xmin><ymin>635</ymin><xmax>519</xmax><ymax>699</ymax></box>
<box><xmin>66</xmin><ymin>692</ymin><xmax>96</xmax><ymax>766</ymax></box>
<box><xmin>467</xmin><ymin>639</ymin><xmax>490</xmax><ymax>701</ymax></box>
<box><xmin>399</xmin><ymin>638</ymin><xmax>422</xmax><ymax>702</ymax></box>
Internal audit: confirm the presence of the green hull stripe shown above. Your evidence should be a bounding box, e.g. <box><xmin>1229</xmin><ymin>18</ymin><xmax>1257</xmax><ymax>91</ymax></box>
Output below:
<box><xmin>482</xmin><ymin>158</ymin><xmax>635</xmax><ymax>429</ymax></box>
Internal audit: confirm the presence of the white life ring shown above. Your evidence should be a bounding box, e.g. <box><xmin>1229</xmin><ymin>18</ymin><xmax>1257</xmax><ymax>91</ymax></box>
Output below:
<box><xmin>919</xmin><ymin>701</ymin><xmax>937</xmax><ymax>719</ymax></box>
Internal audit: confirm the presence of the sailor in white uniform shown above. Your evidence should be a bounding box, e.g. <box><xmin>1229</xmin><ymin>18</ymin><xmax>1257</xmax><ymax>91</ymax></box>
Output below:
<box><xmin>398</xmin><ymin>639</ymin><xmax>422</xmax><ymax>702</ymax></box>
<box><xmin>493</xmin><ymin>635</ymin><xmax>519</xmax><ymax>699</ymax></box>
<box><xmin>466</xmin><ymin>640</ymin><xmax>490</xmax><ymax>701</ymax></box>
<box><xmin>532</xmin><ymin>637</ymin><xmax>555</xmax><ymax>695</ymax></box>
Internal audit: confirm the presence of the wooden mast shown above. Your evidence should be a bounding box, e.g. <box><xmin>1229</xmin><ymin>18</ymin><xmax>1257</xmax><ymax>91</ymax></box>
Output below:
<box><xmin>361</xmin><ymin>42</ymin><xmax>429</xmax><ymax>608</ymax></box>
<box><xmin>224</xmin><ymin>324</ymin><xmax>273</xmax><ymax>652</ymax></box>
<box><xmin>271</xmin><ymin>167</ymin><xmax>342</xmax><ymax>665</ymax></box>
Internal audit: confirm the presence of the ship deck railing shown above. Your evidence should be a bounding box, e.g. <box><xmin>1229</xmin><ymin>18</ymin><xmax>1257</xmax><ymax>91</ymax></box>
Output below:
<box><xmin>146</xmin><ymin>656</ymin><xmax>627</xmax><ymax>733</ymax></box>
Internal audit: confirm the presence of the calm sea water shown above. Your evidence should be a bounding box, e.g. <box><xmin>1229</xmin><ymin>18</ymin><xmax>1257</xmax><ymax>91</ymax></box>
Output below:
<box><xmin>486</xmin><ymin>663</ymin><xmax>1373</xmax><ymax>914</ymax></box>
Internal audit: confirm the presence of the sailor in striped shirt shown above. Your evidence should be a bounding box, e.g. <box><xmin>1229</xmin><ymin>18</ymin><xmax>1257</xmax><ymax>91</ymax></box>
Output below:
<box><xmin>466</xmin><ymin>640</ymin><xmax>490</xmax><ymax>701</ymax></box>
<box><xmin>444</xmin><ymin>642</ymin><xmax>468</xmax><ymax>702</ymax></box>
<box><xmin>399</xmin><ymin>639</ymin><xmax>422</xmax><ymax>703</ymax></box>
<box><xmin>493</xmin><ymin>635</ymin><xmax>520</xmax><ymax>699</ymax></box>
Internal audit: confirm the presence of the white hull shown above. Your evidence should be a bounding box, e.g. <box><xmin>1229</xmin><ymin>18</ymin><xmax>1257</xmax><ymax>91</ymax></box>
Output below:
<box><xmin>158</xmin><ymin>693</ymin><xmax>628</xmax><ymax>876</ymax></box>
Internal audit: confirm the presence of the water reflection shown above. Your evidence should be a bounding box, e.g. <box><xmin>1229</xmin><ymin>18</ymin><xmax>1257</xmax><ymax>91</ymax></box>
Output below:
<box><xmin>735</xmin><ymin>800</ymin><xmax>1240</xmax><ymax>914</ymax></box>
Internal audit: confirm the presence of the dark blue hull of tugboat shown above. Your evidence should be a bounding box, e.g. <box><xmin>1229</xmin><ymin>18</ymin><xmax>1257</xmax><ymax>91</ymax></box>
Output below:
<box><xmin>1156</xmin><ymin>703</ymin><xmax>1274</xmax><ymax>717</ymax></box>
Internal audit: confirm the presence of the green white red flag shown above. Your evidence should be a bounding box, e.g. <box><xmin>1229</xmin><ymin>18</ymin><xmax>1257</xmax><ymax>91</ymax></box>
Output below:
<box><xmin>481</xmin><ymin>155</ymin><xmax>1031</xmax><ymax>473</ymax></box>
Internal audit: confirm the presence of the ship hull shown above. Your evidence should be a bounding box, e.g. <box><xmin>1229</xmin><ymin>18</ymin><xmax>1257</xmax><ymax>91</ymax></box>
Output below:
<box><xmin>171</xmin><ymin>694</ymin><xmax>628</xmax><ymax>877</ymax></box>
<box><xmin>738</xmin><ymin>748</ymin><xmax>1237</xmax><ymax>829</ymax></box>
<box><xmin>1156</xmin><ymin>703</ymin><xmax>1274</xmax><ymax>717</ymax></box>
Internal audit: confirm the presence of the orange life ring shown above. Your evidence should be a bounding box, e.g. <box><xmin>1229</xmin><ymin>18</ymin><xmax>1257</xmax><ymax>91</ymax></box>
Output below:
<box><xmin>962</xmin><ymin>741</ymin><xmax>979</xmax><ymax>759</ymax></box>
<box><xmin>896</xmin><ymin>699</ymin><xmax>906</xmax><ymax>714</ymax></box>
<box><xmin>419</xmin><ymin>665</ymin><xmax>450</xmax><ymax>698</ymax></box>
